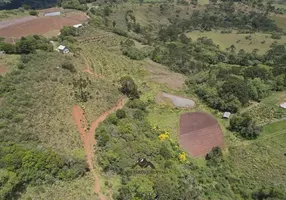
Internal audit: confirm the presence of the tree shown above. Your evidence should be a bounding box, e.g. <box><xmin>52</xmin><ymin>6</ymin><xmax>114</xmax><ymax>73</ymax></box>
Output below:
<box><xmin>60</xmin><ymin>26</ymin><xmax>78</xmax><ymax>37</ymax></box>
<box><xmin>206</xmin><ymin>146</ymin><xmax>223</xmax><ymax>166</ymax></box>
<box><xmin>72</xmin><ymin>76</ymin><xmax>92</xmax><ymax>102</ymax></box>
<box><xmin>116</xmin><ymin>109</ymin><xmax>126</xmax><ymax>119</ymax></box>
<box><xmin>229</xmin><ymin>114</ymin><xmax>262</xmax><ymax>139</ymax></box>
<box><xmin>117</xmin><ymin>176</ymin><xmax>156</xmax><ymax>200</ymax></box>
<box><xmin>119</xmin><ymin>76</ymin><xmax>140</xmax><ymax>99</ymax></box>
<box><xmin>29</xmin><ymin>10</ymin><xmax>38</xmax><ymax>16</ymax></box>
<box><xmin>16</xmin><ymin>37</ymin><xmax>36</xmax><ymax>54</ymax></box>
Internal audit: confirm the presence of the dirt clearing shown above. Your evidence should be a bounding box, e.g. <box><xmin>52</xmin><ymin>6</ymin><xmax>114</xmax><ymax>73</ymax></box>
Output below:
<box><xmin>142</xmin><ymin>59</ymin><xmax>186</xmax><ymax>90</ymax></box>
<box><xmin>0</xmin><ymin>64</ymin><xmax>7</xmax><ymax>75</ymax></box>
<box><xmin>179</xmin><ymin>112</ymin><xmax>224</xmax><ymax>157</ymax></box>
<box><xmin>72</xmin><ymin>98</ymin><xmax>127</xmax><ymax>200</ymax></box>
<box><xmin>0</xmin><ymin>11</ymin><xmax>88</xmax><ymax>42</ymax></box>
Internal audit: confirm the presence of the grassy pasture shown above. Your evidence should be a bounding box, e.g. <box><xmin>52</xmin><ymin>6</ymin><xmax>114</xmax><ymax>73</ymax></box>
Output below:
<box><xmin>187</xmin><ymin>30</ymin><xmax>286</xmax><ymax>54</ymax></box>
<box><xmin>0</xmin><ymin>54</ymin><xmax>20</xmax><ymax>74</ymax></box>
<box><xmin>271</xmin><ymin>15</ymin><xmax>286</xmax><ymax>32</ymax></box>
<box><xmin>198</xmin><ymin>0</ymin><xmax>209</xmax><ymax>5</ymax></box>
<box><xmin>227</xmin><ymin>120</ymin><xmax>286</xmax><ymax>190</ymax></box>
<box><xmin>0</xmin><ymin>9</ymin><xmax>29</xmax><ymax>20</ymax></box>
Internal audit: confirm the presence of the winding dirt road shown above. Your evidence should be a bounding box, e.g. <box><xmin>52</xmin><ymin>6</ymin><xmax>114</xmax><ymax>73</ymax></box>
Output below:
<box><xmin>72</xmin><ymin>97</ymin><xmax>126</xmax><ymax>200</ymax></box>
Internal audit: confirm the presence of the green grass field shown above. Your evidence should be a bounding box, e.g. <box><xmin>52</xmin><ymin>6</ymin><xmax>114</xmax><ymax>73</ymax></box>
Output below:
<box><xmin>0</xmin><ymin>9</ymin><xmax>29</xmax><ymax>20</ymax></box>
<box><xmin>271</xmin><ymin>15</ymin><xmax>286</xmax><ymax>32</ymax></box>
<box><xmin>187</xmin><ymin>30</ymin><xmax>286</xmax><ymax>54</ymax></box>
<box><xmin>227</xmin><ymin>120</ymin><xmax>286</xmax><ymax>189</ymax></box>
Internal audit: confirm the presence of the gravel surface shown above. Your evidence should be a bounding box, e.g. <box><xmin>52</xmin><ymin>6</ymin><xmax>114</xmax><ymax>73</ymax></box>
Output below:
<box><xmin>162</xmin><ymin>92</ymin><xmax>195</xmax><ymax>108</ymax></box>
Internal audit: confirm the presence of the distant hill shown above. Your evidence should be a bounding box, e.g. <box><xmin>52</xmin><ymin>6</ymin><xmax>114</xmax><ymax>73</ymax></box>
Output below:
<box><xmin>0</xmin><ymin>0</ymin><xmax>57</xmax><ymax>9</ymax></box>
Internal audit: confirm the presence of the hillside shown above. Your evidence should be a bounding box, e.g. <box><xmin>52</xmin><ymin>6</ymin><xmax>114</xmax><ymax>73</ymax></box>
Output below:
<box><xmin>0</xmin><ymin>0</ymin><xmax>286</xmax><ymax>199</ymax></box>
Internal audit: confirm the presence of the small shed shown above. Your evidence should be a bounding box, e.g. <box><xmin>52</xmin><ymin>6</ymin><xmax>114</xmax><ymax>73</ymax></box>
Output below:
<box><xmin>44</xmin><ymin>12</ymin><xmax>61</xmax><ymax>17</ymax></box>
<box><xmin>58</xmin><ymin>45</ymin><xmax>69</xmax><ymax>54</ymax></box>
<box><xmin>280</xmin><ymin>102</ymin><xmax>286</xmax><ymax>109</ymax></box>
<box><xmin>223</xmin><ymin>112</ymin><xmax>231</xmax><ymax>119</ymax></box>
<box><xmin>73</xmin><ymin>24</ymin><xmax>82</xmax><ymax>28</ymax></box>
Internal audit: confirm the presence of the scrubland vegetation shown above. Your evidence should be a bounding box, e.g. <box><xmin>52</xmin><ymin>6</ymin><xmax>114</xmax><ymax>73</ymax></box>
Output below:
<box><xmin>0</xmin><ymin>0</ymin><xmax>286</xmax><ymax>199</ymax></box>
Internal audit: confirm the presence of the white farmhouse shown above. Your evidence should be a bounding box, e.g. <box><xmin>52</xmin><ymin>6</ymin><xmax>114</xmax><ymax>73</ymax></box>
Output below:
<box><xmin>58</xmin><ymin>45</ymin><xmax>69</xmax><ymax>54</ymax></box>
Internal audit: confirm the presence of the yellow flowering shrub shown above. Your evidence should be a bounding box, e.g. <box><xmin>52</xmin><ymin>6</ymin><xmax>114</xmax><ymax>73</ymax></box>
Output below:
<box><xmin>179</xmin><ymin>152</ymin><xmax>186</xmax><ymax>162</ymax></box>
<box><xmin>159</xmin><ymin>133</ymin><xmax>169</xmax><ymax>141</ymax></box>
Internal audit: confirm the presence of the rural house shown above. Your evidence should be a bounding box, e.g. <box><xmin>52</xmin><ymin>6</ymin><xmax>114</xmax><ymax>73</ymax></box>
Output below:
<box><xmin>223</xmin><ymin>112</ymin><xmax>231</xmax><ymax>119</ymax></box>
<box><xmin>58</xmin><ymin>45</ymin><xmax>69</xmax><ymax>54</ymax></box>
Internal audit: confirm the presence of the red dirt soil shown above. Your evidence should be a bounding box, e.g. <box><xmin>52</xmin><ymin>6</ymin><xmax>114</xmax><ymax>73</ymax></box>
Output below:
<box><xmin>83</xmin><ymin>68</ymin><xmax>104</xmax><ymax>78</ymax></box>
<box><xmin>179</xmin><ymin>112</ymin><xmax>224</xmax><ymax>157</ymax></box>
<box><xmin>72</xmin><ymin>97</ymin><xmax>126</xmax><ymax>200</ymax></box>
<box><xmin>0</xmin><ymin>12</ymin><xmax>88</xmax><ymax>42</ymax></box>
<box><xmin>0</xmin><ymin>64</ymin><xmax>7</xmax><ymax>75</ymax></box>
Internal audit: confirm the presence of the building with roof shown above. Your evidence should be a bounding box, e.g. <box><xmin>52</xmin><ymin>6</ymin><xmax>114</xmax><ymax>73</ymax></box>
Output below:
<box><xmin>44</xmin><ymin>12</ymin><xmax>61</xmax><ymax>17</ymax></box>
<box><xmin>58</xmin><ymin>45</ymin><xmax>69</xmax><ymax>54</ymax></box>
<box><xmin>73</xmin><ymin>24</ymin><xmax>83</xmax><ymax>28</ymax></box>
<box><xmin>280</xmin><ymin>102</ymin><xmax>286</xmax><ymax>109</ymax></box>
<box><xmin>223</xmin><ymin>112</ymin><xmax>231</xmax><ymax>119</ymax></box>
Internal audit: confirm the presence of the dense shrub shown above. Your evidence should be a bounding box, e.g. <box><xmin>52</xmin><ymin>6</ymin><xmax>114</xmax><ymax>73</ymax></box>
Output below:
<box><xmin>119</xmin><ymin>76</ymin><xmax>140</xmax><ymax>100</ymax></box>
<box><xmin>229</xmin><ymin>114</ymin><xmax>262</xmax><ymax>139</ymax></box>
<box><xmin>122</xmin><ymin>46</ymin><xmax>147</xmax><ymax>60</ymax></box>
<box><xmin>61</xmin><ymin>61</ymin><xmax>76</xmax><ymax>73</ymax></box>
<box><xmin>29</xmin><ymin>10</ymin><xmax>38</xmax><ymax>16</ymax></box>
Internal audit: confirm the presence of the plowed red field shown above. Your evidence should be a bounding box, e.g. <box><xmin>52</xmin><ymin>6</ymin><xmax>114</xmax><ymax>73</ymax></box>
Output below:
<box><xmin>0</xmin><ymin>11</ymin><xmax>88</xmax><ymax>42</ymax></box>
<box><xmin>179</xmin><ymin>112</ymin><xmax>224</xmax><ymax>157</ymax></box>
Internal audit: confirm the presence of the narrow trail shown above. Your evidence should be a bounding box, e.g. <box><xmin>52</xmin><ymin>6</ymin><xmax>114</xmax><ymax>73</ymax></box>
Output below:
<box><xmin>72</xmin><ymin>97</ymin><xmax>127</xmax><ymax>200</ymax></box>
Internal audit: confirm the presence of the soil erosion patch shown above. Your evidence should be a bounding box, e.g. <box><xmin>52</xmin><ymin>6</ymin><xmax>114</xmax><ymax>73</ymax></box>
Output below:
<box><xmin>179</xmin><ymin>112</ymin><xmax>224</xmax><ymax>157</ymax></box>
<box><xmin>0</xmin><ymin>64</ymin><xmax>7</xmax><ymax>75</ymax></box>
<box><xmin>72</xmin><ymin>98</ymin><xmax>126</xmax><ymax>200</ymax></box>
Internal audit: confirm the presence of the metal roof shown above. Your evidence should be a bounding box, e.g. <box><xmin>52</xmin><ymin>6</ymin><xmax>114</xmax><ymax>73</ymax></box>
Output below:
<box><xmin>58</xmin><ymin>45</ymin><xmax>66</xmax><ymax>50</ymax></box>
<box><xmin>44</xmin><ymin>12</ymin><xmax>61</xmax><ymax>17</ymax></box>
<box><xmin>223</xmin><ymin>112</ymin><xmax>231</xmax><ymax>118</ymax></box>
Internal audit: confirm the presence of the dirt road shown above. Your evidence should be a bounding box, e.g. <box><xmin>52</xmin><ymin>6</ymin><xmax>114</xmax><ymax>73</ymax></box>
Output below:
<box><xmin>72</xmin><ymin>98</ymin><xmax>126</xmax><ymax>200</ymax></box>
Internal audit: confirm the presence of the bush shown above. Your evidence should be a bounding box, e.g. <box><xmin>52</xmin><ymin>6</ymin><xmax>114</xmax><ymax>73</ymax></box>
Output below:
<box><xmin>60</xmin><ymin>26</ymin><xmax>78</xmax><ymax>37</ymax></box>
<box><xmin>206</xmin><ymin>146</ymin><xmax>223</xmax><ymax>166</ymax></box>
<box><xmin>119</xmin><ymin>76</ymin><xmax>140</xmax><ymax>100</ymax></box>
<box><xmin>122</xmin><ymin>47</ymin><xmax>147</xmax><ymax>60</ymax></box>
<box><xmin>229</xmin><ymin>114</ymin><xmax>262</xmax><ymax>139</ymax></box>
<box><xmin>61</xmin><ymin>61</ymin><xmax>76</xmax><ymax>73</ymax></box>
<box><xmin>271</xmin><ymin>32</ymin><xmax>282</xmax><ymax>40</ymax></box>
<box><xmin>0</xmin><ymin>42</ymin><xmax>16</xmax><ymax>54</ymax></box>
<box><xmin>126</xmin><ymin>99</ymin><xmax>147</xmax><ymax>111</ymax></box>
<box><xmin>116</xmin><ymin>109</ymin><xmax>126</xmax><ymax>119</ymax></box>
<box><xmin>29</xmin><ymin>10</ymin><xmax>38</xmax><ymax>16</ymax></box>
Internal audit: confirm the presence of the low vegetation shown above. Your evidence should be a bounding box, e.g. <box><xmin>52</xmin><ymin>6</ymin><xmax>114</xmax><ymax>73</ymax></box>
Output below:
<box><xmin>0</xmin><ymin>0</ymin><xmax>286</xmax><ymax>199</ymax></box>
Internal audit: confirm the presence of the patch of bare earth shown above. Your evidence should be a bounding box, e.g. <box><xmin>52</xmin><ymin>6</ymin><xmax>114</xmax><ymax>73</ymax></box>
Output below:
<box><xmin>72</xmin><ymin>98</ymin><xmax>127</xmax><ymax>200</ymax></box>
<box><xmin>141</xmin><ymin>59</ymin><xmax>186</xmax><ymax>90</ymax></box>
<box><xmin>0</xmin><ymin>11</ymin><xmax>88</xmax><ymax>42</ymax></box>
<box><xmin>0</xmin><ymin>64</ymin><xmax>7</xmax><ymax>75</ymax></box>
<box><xmin>180</xmin><ymin>112</ymin><xmax>224</xmax><ymax>157</ymax></box>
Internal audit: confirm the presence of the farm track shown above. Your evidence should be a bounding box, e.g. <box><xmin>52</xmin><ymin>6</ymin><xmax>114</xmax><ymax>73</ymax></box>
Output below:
<box><xmin>72</xmin><ymin>98</ymin><xmax>127</xmax><ymax>200</ymax></box>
